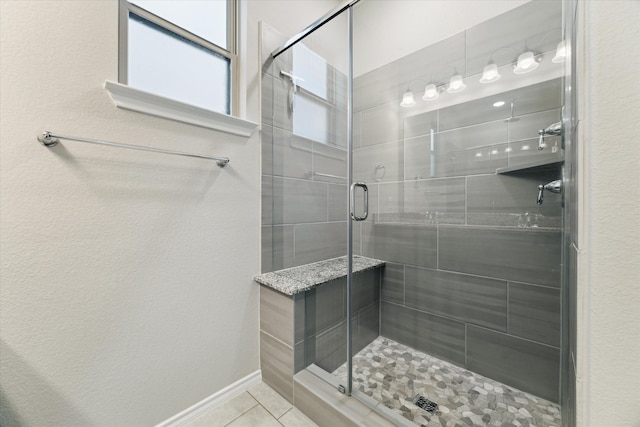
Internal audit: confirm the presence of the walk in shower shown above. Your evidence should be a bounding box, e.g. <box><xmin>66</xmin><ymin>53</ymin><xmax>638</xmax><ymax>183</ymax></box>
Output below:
<box><xmin>259</xmin><ymin>1</ymin><xmax>575</xmax><ymax>425</ymax></box>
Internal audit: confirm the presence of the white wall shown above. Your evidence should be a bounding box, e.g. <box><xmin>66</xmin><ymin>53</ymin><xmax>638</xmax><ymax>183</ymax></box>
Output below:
<box><xmin>0</xmin><ymin>0</ymin><xmax>341</xmax><ymax>425</ymax></box>
<box><xmin>578</xmin><ymin>1</ymin><xmax>640</xmax><ymax>425</ymax></box>
<box><xmin>0</xmin><ymin>1</ymin><xmax>262</xmax><ymax>426</ymax></box>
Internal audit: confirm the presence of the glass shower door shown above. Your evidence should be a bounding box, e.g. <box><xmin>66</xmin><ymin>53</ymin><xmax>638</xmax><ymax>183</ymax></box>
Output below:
<box><xmin>349</xmin><ymin>1</ymin><xmax>565</xmax><ymax>425</ymax></box>
<box><xmin>266</xmin><ymin>9</ymin><xmax>353</xmax><ymax>392</ymax></box>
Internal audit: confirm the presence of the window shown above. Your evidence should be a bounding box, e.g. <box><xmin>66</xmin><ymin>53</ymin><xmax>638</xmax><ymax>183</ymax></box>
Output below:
<box><xmin>119</xmin><ymin>0</ymin><xmax>237</xmax><ymax>115</ymax></box>
<box><xmin>291</xmin><ymin>44</ymin><xmax>331</xmax><ymax>145</ymax></box>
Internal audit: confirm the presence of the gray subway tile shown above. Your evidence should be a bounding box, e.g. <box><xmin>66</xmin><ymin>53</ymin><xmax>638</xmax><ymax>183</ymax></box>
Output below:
<box><xmin>507</xmin><ymin>137</ymin><xmax>563</xmax><ymax>169</ymax></box>
<box><xmin>314</xmin><ymin>321</ymin><xmax>347</xmax><ymax>373</ymax></box>
<box><xmin>356</xmin><ymin>302</ymin><xmax>379</xmax><ymax>353</ymax></box>
<box><xmin>377</xmin><ymin>182</ymin><xmax>404</xmax><ymax>214</ymax></box>
<box><xmin>438</xmin><ymin>226</ymin><xmax>561</xmax><ymax>287</ymax></box>
<box><xmin>305</xmin><ymin>278</ymin><xmax>346</xmax><ymax>336</ymax></box>
<box><xmin>403</xmin><ymin>110</ymin><xmax>438</xmax><ymax>139</ymax></box>
<box><xmin>262</xmin><ymin>175</ymin><xmax>273</xmax><ymax>226</ymax></box>
<box><xmin>273</xmin><ymin>177</ymin><xmax>327</xmax><ymax>225</ymax></box>
<box><xmin>404</xmin><ymin>135</ymin><xmax>433</xmax><ymax>181</ymax></box>
<box><xmin>436</xmin><ymin>142</ymin><xmax>508</xmax><ymax>177</ymax></box>
<box><xmin>438</xmin><ymin>79</ymin><xmax>562</xmax><ymax>131</ymax></box>
<box><xmin>509</xmin><ymin>108</ymin><xmax>561</xmax><ymax>142</ymax></box>
<box><xmin>509</xmin><ymin>282</ymin><xmax>560</xmax><ymax>347</ymax></box>
<box><xmin>353</xmin><ymin>268</ymin><xmax>380</xmax><ymax>312</ymax></box>
<box><xmin>294</xmin><ymin>222</ymin><xmax>347</xmax><ymax>266</ymax></box>
<box><xmin>353</xmin><ymin>112</ymin><xmax>362</xmax><ymax>149</ymax></box>
<box><xmin>312</xmin><ymin>141</ymin><xmax>348</xmax><ymax>184</ymax></box>
<box><xmin>260</xmin><ymin>331</ymin><xmax>293</xmax><ymax>402</ymax></box>
<box><xmin>272</xmin><ymin>128</ymin><xmax>313</xmax><ymax>179</ymax></box>
<box><xmin>466</xmin><ymin>325</ymin><xmax>560</xmax><ymax>403</ymax></box>
<box><xmin>360</xmin><ymin>221</ymin><xmax>375</xmax><ymax>258</ymax></box>
<box><xmin>260</xmin><ymin>286</ymin><xmax>294</xmax><ymax>346</ymax></box>
<box><xmin>353</xmin><ymin>68</ymin><xmax>380</xmax><ymax>113</ymax></box>
<box><xmin>328</xmin><ymin>184</ymin><xmax>348</xmax><ymax>222</ymax></box>
<box><xmin>294</xmin><ymin>293</ymin><xmax>305</xmax><ymax>345</ymax></box>
<box><xmin>403</xmin><ymin>177</ymin><xmax>465</xmax><ymax>216</ymax></box>
<box><xmin>381</xmin><ymin>302</ymin><xmax>466</xmax><ymax>366</ymax></box>
<box><xmin>381</xmin><ymin>263</ymin><xmax>404</xmax><ymax>304</ymax></box>
<box><xmin>262</xmin><ymin>74</ymin><xmax>274</xmax><ymax>127</ymax></box>
<box><xmin>467</xmin><ymin>172</ymin><xmax>562</xmax><ymax>221</ymax></box>
<box><xmin>262</xmin><ymin>225</ymin><xmax>295</xmax><ymax>272</ymax></box>
<box><xmin>436</xmin><ymin>120</ymin><xmax>508</xmax><ymax>151</ymax></box>
<box><xmin>361</xmin><ymin>101</ymin><xmax>402</xmax><ymax>146</ymax></box>
<box><xmin>261</xmin><ymin>226</ymin><xmax>273</xmax><ymax>273</ymax></box>
<box><xmin>405</xmin><ymin>267</ymin><xmax>507</xmax><ymax>331</ymax></box>
<box><xmin>373</xmin><ymin>224</ymin><xmax>437</xmax><ymax>268</ymax></box>
<box><xmin>262</xmin><ymin>124</ymin><xmax>273</xmax><ymax>175</ymax></box>
<box><xmin>353</xmin><ymin>140</ymin><xmax>404</xmax><ymax>183</ymax></box>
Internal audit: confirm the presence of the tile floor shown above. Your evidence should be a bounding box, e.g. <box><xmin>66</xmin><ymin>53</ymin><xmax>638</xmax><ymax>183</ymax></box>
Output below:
<box><xmin>334</xmin><ymin>337</ymin><xmax>562</xmax><ymax>426</ymax></box>
<box><xmin>183</xmin><ymin>382</ymin><xmax>318</xmax><ymax>427</ymax></box>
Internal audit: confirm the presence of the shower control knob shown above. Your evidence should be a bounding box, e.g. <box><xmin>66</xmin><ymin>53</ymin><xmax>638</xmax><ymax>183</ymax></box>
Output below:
<box><xmin>537</xmin><ymin>179</ymin><xmax>562</xmax><ymax>205</ymax></box>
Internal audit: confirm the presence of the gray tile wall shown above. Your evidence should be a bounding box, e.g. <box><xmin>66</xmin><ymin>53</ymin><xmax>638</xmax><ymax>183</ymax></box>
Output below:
<box><xmin>261</xmin><ymin>25</ymin><xmax>350</xmax><ymax>274</ymax></box>
<box><xmin>303</xmin><ymin>269</ymin><xmax>382</xmax><ymax>373</ymax></box>
<box><xmin>354</xmin><ymin>70</ymin><xmax>563</xmax><ymax>402</ymax></box>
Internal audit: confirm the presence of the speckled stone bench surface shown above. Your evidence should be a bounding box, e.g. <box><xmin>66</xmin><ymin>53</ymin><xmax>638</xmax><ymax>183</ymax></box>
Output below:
<box><xmin>253</xmin><ymin>256</ymin><xmax>385</xmax><ymax>295</ymax></box>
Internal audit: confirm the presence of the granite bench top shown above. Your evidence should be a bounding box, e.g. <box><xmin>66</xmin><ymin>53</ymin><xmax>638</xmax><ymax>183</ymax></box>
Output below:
<box><xmin>253</xmin><ymin>256</ymin><xmax>385</xmax><ymax>295</ymax></box>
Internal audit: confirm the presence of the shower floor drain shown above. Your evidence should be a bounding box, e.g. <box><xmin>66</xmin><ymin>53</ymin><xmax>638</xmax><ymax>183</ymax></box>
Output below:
<box><xmin>414</xmin><ymin>395</ymin><xmax>438</xmax><ymax>413</ymax></box>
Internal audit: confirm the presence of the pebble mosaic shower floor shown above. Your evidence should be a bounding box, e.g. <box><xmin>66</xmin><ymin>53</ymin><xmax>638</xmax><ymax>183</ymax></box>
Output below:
<box><xmin>333</xmin><ymin>337</ymin><xmax>561</xmax><ymax>427</ymax></box>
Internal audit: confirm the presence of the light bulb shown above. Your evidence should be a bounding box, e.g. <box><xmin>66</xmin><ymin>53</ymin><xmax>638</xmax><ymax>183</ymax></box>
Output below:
<box><xmin>480</xmin><ymin>63</ymin><xmax>501</xmax><ymax>83</ymax></box>
<box><xmin>447</xmin><ymin>74</ymin><xmax>466</xmax><ymax>93</ymax></box>
<box><xmin>552</xmin><ymin>40</ymin><xmax>567</xmax><ymax>63</ymax></box>
<box><xmin>400</xmin><ymin>90</ymin><xmax>416</xmax><ymax>108</ymax></box>
<box><xmin>514</xmin><ymin>51</ymin><xmax>539</xmax><ymax>74</ymax></box>
<box><xmin>422</xmin><ymin>84</ymin><xmax>439</xmax><ymax>101</ymax></box>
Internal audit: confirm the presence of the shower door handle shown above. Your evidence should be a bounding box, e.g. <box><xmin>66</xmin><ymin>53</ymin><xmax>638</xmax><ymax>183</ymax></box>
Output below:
<box><xmin>350</xmin><ymin>182</ymin><xmax>368</xmax><ymax>221</ymax></box>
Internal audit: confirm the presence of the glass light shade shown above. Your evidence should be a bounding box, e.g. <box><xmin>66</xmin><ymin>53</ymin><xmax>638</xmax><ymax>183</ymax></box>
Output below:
<box><xmin>400</xmin><ymin>90</ymin><xmax>416</xmax><ymax>107</ymax></box>
<box><xmin>552</xmin><ymin>40</ymin><xmax>567</xmax><ymax>63</ymax></box>
<box><xmin>447</xmin><ymin>74</ymin><xmax>466</xmax><ymax>93</ymax></box>
<box><xmin>479</xmin><ymin>63</ymin><xmax>501</xmax><ymax>83</ymax></box>
<box><xmin>513</xmin><ymin>51</ymin><xmax>539</xmax><ymax>74</ymax></box>
<box><xmin>422</xmin><ymin>84</ymin><xmax>439</xmax><ymax>101</ymax></box>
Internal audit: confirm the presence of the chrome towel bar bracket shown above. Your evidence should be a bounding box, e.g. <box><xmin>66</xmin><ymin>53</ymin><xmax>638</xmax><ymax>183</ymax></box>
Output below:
<box><xmin>37</xmin><ymin>131</ymin><xmax>230</xmax><ymax>167</ymax></box>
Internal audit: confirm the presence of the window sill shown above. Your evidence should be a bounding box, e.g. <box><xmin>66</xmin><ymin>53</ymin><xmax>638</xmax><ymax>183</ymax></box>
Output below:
<box><xmin>104</xmin><ymin>81</ymin><xmax>257</xmax><ymax>138</ymax></box>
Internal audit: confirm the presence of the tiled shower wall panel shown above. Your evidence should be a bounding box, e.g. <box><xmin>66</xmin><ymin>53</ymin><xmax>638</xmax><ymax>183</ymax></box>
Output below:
<box><xmin>261</xmin><ymin>24</ymin><xmax>351</xmax><ymax>274</ymax></box>
<box><xmin>354</xmin><ymin>73</ymin><xmax>563</xmax><ymax>403</ymax></box>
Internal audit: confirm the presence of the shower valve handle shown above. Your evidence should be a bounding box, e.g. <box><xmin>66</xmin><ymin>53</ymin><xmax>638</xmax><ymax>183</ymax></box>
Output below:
<box><xmin>537</xmin><ymin>179</ymin><xmax>562</xmax><ymax>205</ymax></box>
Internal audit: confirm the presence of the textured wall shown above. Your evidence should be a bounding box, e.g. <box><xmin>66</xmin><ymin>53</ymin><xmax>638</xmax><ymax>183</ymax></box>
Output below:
<box><xmin>0</xmin><ymin>1</ymin><xmax>261</xmax><ymax>425</ymax></box>
<box><xmin>578</xmin><ymin>1</ymin><xmax>640</xmax><ymax>425</ymax></box>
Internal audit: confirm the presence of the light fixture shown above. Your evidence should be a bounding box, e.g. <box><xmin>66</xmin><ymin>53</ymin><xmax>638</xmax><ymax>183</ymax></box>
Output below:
<box><xmin>422</xmin><ymin>83</ymin><xmax>440</xmax><ymax>101</ymax></box>
<box><xmin>513</xmin><ymin>51</ymin><xmax>540</xmax><ymax>74</ymax></box>
<box><xmin>493</xmin><ymin>101</ymin><xmax>506</xmax><ymax>107</ymax></box>
<box><xmin>447</xmin><ymin>73</ymin><xmax>466</xmax><ymax>93</ymax></box>
<box><xmin>552</xmin><ymin>40</ymin><xmax>567</xmax><ymax>63</ymax></box>
<box><xmin>400</xmin><ymin>90</ymin><xmax>416</xmax><ymax>108</ymax></box>
<box><xmin>480</xmin><ymin>62</ymin><xmax>501</xmax><ymax>83</ymax></box>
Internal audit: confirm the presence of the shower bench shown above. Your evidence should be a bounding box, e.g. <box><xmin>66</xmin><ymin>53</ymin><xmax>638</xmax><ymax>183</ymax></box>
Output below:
<box><xmin>253</xmin><ymin>255</ymin><xmax>385</xmax><ymax>403</ymax></box>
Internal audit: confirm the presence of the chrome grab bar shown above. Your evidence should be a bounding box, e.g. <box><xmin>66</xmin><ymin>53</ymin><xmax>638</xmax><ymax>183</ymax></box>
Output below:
<box><xmin>350</xmin><ymin>182</ymin><xmax>368</xmax><ymax>221</ymax></box>
<box><xmin>37</xmin><ymin>131</ymin><xmax>230</xmax><ymax>167</ymax></box>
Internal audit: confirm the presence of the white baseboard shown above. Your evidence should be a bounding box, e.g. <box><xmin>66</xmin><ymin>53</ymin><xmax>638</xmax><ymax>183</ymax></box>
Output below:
<box><xmin>155</xmin><ymin>370</ymin><xmax>262</xmax><ymax>427</ymax></box>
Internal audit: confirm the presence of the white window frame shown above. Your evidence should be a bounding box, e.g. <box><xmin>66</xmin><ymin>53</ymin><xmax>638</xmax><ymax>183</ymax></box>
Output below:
<box><xmin>117</xmin><ymin>0</ymin><xmax>240</xmax><ymax>117</ymax></box>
